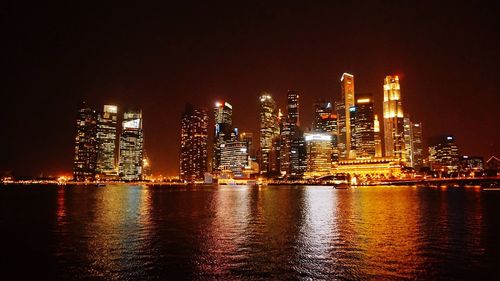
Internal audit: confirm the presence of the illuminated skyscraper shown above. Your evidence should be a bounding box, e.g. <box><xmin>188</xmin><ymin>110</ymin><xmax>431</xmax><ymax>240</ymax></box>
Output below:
<box><xmin>403</xmin><ymin>115</ymin><xmax>412</xmax><ymax>164</ymax></box>
<box><xmin>96</xmin><ymin>105</ymin><xmax>118</xmax><ymax>178</ymax></box>
<box><xmin>180</xmin><ymin>104</ymin><xmax>208</xmax><ymax>181</ymax></box>
<box><xmin>374</xmin><ymin>114</ymin><xmax>383</xmax><ymax>157</ymax></box>
<box><xmin>410</xmin><ymin>122</ymin><xmax>424</xmax><ymax>170</ymax></box>
<box><xmin>312</xmin><ymin>99</ymin><xmax>333</xmax><ymax>132</ymax></box>
<box><xmin>213</xmin><ymin>101</ymin><xmax>233</xmax><ymax>171</ymax></box>
<box><xmin>119</xmin><ymin>109</ymin><xmax>144</xmax><ymax>180</ymax></box>
<box><xmin>305</xmin><ymin>133</ymin><xmax>333</xmax><ymax>177</ymax></box>
<box><xmin>259</xmin><ymin>93</ymin><xmax>280</xmax><ymax>174</ymax></box>
<box><xmin>312</xmin><ymin>99</ymin><xmax>338</xmax><ymax>163</ymax></box>
<box><xmin>73</xmin><ymin>102</ymin><xmax>98</xmax><ymax>181</ymax></box>
<box><xmin>352</xmin><ymin>94</ymin><xmax>376</xmax><ymax>158</ymax></box>
<box><xmin>280</xmin><ymin>91</ymin><xmax>303</xmax><ymax>176</ymax></box>
<box><xmin>337</xmin><ymin>73</ymin><xmax>355</xmax><ymax>160</ymax></box>
<box><xmin>287</xmin><ymin>90</ymin><xmax>300</xmax><ymax>127</ymax></box>
<box><xmin>428</xmin><ymin>135</ymin><xmax>459</xmax><ymax>173</ymax></box>
<box><xmin>383</xmin><ymin>75</ymin><xmax>405</xmax><ymax>159</ymax></box>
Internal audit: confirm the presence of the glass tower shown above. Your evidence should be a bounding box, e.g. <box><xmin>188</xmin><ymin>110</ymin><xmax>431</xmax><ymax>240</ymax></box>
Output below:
<box><xmin>180</xmin><ymin>104</ymin><xmax>208</xmax><ymax>182</ymax></box>
<box><xmin>96</xmin><ymin>105</ymin><xmax>118</xmax><ymax>178</ymax></box>
<box><xmin>119</xmin><ymin>109</ymin><xmax>144</xmax><ymax>180</ymax></box>
<box><xmin>383</xmin><ymin>75</ymin><xmax>405</xmax><ymax>159</ymax></box>
<box><xmin>73</xmin><ymin>102</ymin><xmax>98</xmax><ymax>181</ymax></box>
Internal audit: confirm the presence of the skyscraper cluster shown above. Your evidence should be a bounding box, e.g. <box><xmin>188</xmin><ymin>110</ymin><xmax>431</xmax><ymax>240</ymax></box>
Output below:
<box><xmin>178</xmin><ymin>73</ymin><xmax>430</xmax><ymax>180</ymax></box>
<box><xmin>73</xmin><ymin>102</ymin><xmax>146</xmax><ymax>181</ymax></box>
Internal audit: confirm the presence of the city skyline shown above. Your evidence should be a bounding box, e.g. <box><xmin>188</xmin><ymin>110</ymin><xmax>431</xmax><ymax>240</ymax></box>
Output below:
<box><xmin>2</xmin><ymin>2</ymin><xmax>498</xmax><ymax>176</ymax></box>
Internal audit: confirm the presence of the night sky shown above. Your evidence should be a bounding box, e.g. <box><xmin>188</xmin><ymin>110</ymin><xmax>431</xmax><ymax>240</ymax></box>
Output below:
<box><xmin>2</xmin><ymin>1</ymin><xmax>498</xmax><ymax>177</ymax></box>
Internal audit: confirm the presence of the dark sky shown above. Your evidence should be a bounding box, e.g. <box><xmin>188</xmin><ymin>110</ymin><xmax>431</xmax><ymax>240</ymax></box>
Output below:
<box><xmin>2</xmin><ymin>1</ymin><xmax>498</xmax><ymax>176</ymax></box>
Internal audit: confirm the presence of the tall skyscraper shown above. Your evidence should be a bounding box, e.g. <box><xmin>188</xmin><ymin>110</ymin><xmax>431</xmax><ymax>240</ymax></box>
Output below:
<box><xmin>280</xmin><ymin>90</ymin><xmax>302</xmax><ymax>176</ymax></box>
<box><xmin>73</xmin><ymin>102</ymin><xmax>98</xmax><ymax>181</ymax></box>
<box><xmin>383</xmin><ymin>75</ymin><xmax>405</xmax><ymax>159</ymax></box>
<box><xmin>352</xmin><ymin>94</ymin><xmax>376</xmax><ymax>158</ymax></box>
<box><xmin>337</xmin><ymin>73</ymin><xmax>355</xmax><ymax>160</ymax></box>
<box><xmin>96</xmin><ymin>105</ymin><xmax>118</xmax><ymax>178</ymax></box>
<box><xmin>287</xmin><ymin>90</ymin><xmax>300</xmax><ymax>127</ymax></box>
<box><xmin>374</xmin><ymin>114</ymin><xmax>383</xmax><ymax>157</ymax></box>
<box><xmin>403</xmin><ymin>115</ymin><xmax>412</xmax><ymax>164</ymax></box>
<box><xmin>410</xmin><ymin>122</ymin><xmax>424</xmax><ymax>170</ymax></box>
<box><xmin>119</xmin><ymin>109</ymin><xmax>144</xmax><ymax>180</ymax></box>
<box><xmin>180</xmin><ymin>104</ymin><xmax>208</xmax><ymax>182</ymax></box>
<box><xmin>213</xmin><ymin>101</ymin><xmax>233</xmax><ymax>171</ymax></box>
<box><xmin>259</xmin><ymin>93</ymin><xmax>280</xmax><ymax>174</ymax></box>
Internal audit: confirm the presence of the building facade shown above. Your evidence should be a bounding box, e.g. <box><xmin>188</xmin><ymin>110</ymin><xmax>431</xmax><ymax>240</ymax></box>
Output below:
<box><xmin>73</xmin><ymin>103</ymin><xmax>98</xmax><ymax>181</ymax></box>
<box><xmin>352</xmin><ymin>94</ymin><xmax>376</xmax><ymax>158</ymax></box>
<box><xmin>180</xmin><ymin>104</ymin><xmax>208</xmax><ymax>181</ymax></box>
<box><xmin>96</xmin><ymin>105</ymin><xmax>118</xmax><ymax>178</ymax></box>
<box><xmin>337</xmin><ymin>73</ymin><xmax>355</xmax><ymax>160</ymax></box>
<box><xmin>119</xmin><ymin>109</ymin><xmax>144</xmax><ymax>180</ymax></box>
<box><xmin>305</xmin><ymin>133</ymin><xmax>333</xmax><ymax>177</ymax></box>
<box><xmin>383</xmin><ymin>75</ymin><xmax>405</xmax><ymax>160</ymax></box>
<box><xmin>428</xmin><ymin>135</ymin><xmax>459</xmax><ymax>173</ymax></box>
<box><xmin>259</xmin><ymin>93</ymin><xmax>280</xmax><ymax>174</ymax></box>
<box><xmin>213</xmin><ymin>101</ymin><xmax>233</xmax><ymax>171</ymax></box>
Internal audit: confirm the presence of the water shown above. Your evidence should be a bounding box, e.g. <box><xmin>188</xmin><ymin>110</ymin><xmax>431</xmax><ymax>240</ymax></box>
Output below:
<box><xmin>1</xmin><ymin>185</ymin><xmax>499</xmax><ymax>280</ymax></box>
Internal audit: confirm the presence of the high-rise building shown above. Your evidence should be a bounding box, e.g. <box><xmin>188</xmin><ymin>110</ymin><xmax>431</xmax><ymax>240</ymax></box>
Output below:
<box><xmin>213</xmin><ymin>101</ymin><xmax>233</xmax><ymax>171</ymax></box>
<box><xmin>291</xmin><ymin>130</ymin><xmax>308</xmax><ymax>176</ymax></box>
<box><xmin>410</xmin><ymin>122</ymin><xmax>424</xmax><ymax>170</ymax></box>
<box><xmin>259</xmin><ymin>93</ymin><xmax>280</xmax><ymax>174</ymax></box>
<box><xmin>73</xmin><ymin>102</ymin><xmax>98</xmax><ymax>181</ymax></box>
<box><xmin>240</xmin><ymin>132</ymin><xmax>255</xmax><ymax>160</ymax></box>
<box><xmin>312</xmin><ymin>99</ymin><xmax>333</xmax><ymax>132</ymax></box>
<box><xmin>180</xmin><ymin>104</ymin><xmax>208</xmax><ymax>182</ymax></box>
<box><xmin>403</xmin><ymin>115</ymin><xmax>412</xmax><ymax>165</ymax></box>
<box><xmin>337</xmin><ymin>73</ymin><xmax>355</xmax><ymax>160</ymax></box>
<box><xmin>352</xmin><ymin>94</ymin><xmax>376</xmax><ymax>158</ymax></box>
<box><xmin>428</xmin><ymin>135</ymin><xmax>459</xmax><ymax>173</ymax></box>
<box><xmin>383</xmin><ymin>75</ymin><xmax>405</xmax><ymax>160</ymax></box>
<box><xmin>287</xmin><ymin>90</ymin><xmax>300</xmax><ymax>127</ymax></box>
<box><xmin>279</xmin><ymin>91</ymin><xmax>303</xmax><ymax>176</ymax></box>
<box><xmin>96</xmin><ymin>105</ymin><xmax>118</xmax><ymax>178</ymax></box>
<box><xmin>374</xmin><ymin>114</ymin><xmax>383</xmax><ymax>157</ymax></box>
<box><xmin>305</xmin><ymin>133</ymin><xmax>333</xmax><ymax>177</ymax></box>
<box><xmin>119</xmin><ymin>109</ymin><xmax>144</xmax><ymax>180</ymax></box>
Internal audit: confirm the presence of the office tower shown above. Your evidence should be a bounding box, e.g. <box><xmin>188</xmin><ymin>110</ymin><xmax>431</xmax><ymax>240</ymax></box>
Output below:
<box><xmin>269</xmin><ymin>136</ymin><xmax>281</xmax><ymax>174</ymax></box>
<box><xmin>403</xmin><ymin>115</ymin><xmax>412</xmax><ymax>165</ymax></box>
<box><xmin>428</xmin><ymin>135</ymin><xmax>459</xmax><ymax>173</ymax></box>
<box><xmin>73</xmin><ymin>102</ymin><xmax>98</xmax><ymax>181</ymax></box>
<box><xmin>352</xmin><ymin>94</ymin><xmax>376</xmax><ymax>158</ymax></box>
<box><xmin>287</xmin><ymin>90</ymin><xmax>300</xmax><ymax>127</ymax></box>
<box><xmin>305</xmin><ymin>133</ymin><xmax>333</xmax><ymax>176</ymax></box>
<box><xmin>213</xmin><ymin>101</ymin><xmax>233</xmax><ymax>171</ymax></box>
<box><xmin>337</xmin><ymin>73</ymin><xmax>355</xmax><ymax>159</ymax></box>
<box><xmin>259</xmin><ymin>93</ymin><xmax>280</xmax><ymax>174</ymax></box>
<box><xmin>279</xmin><ymin>116</ymin><xmax>293</xmax><ymax>174</ymax></box>
<box><xmin>312</xmin><ymin>99</ymin><xmax>333</xmax><ymax>132</ymax></box>
<box><xmin>119</xmin><ymin>109</ymin><xmax>144</xmax><ymax>180</ymax></box>
<box><xmin>291</xmin><ymin>130</ymin><xmax>308</xmax><ymax>176</ymax></box>
<box><xmin>220</xmin><ymin>138</ymin><xmax>249</xmax><ymax>178</ymax></box>
<box><xmin>180</xmin><ymin>104</ymin><xmax>208</xmax><ymax>182</ymax></box>
<box><xmin>240</xmin><ymin>132</ymin><xmax>255</xmax><ymax>160</ymax></box>
<box><xmin>374</xmin><ymin>114</ymin><xmax>383</xmax><ymax>157</ymax></box>
<box><xmin>410</xmin><ymin>122</ymin><xmax>424</xmax><ymax>170</ymax></box>
<box><xmin>383</xmin><ymin>75</ymin><xmax>405</xmax><ymax>159</ymax></box>
<box><xmin>96</xmin><ymin>105</ymin><xmax>118</xmax><ymax>178</ymax></box>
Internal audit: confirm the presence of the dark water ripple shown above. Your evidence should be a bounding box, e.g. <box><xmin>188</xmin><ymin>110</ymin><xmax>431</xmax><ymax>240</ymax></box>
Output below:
<box><xmin>1</xmin><ymin>185</ymin><xmax>499</xmax><ymax>280</ymax></box>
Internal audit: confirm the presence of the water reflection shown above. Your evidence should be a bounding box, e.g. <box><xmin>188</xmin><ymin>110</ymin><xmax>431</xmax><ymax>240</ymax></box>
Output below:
<box><xmin>15</xmin><ymin>185</ymin><xmax>493</xmax><ymax>280</ymax></box>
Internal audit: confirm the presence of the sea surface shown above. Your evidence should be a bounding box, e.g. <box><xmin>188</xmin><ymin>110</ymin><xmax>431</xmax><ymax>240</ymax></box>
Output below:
<box><xmin>1</xmin><ymin>184</ymin><xmax>499</xmax><ymax>280</ymax></box>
